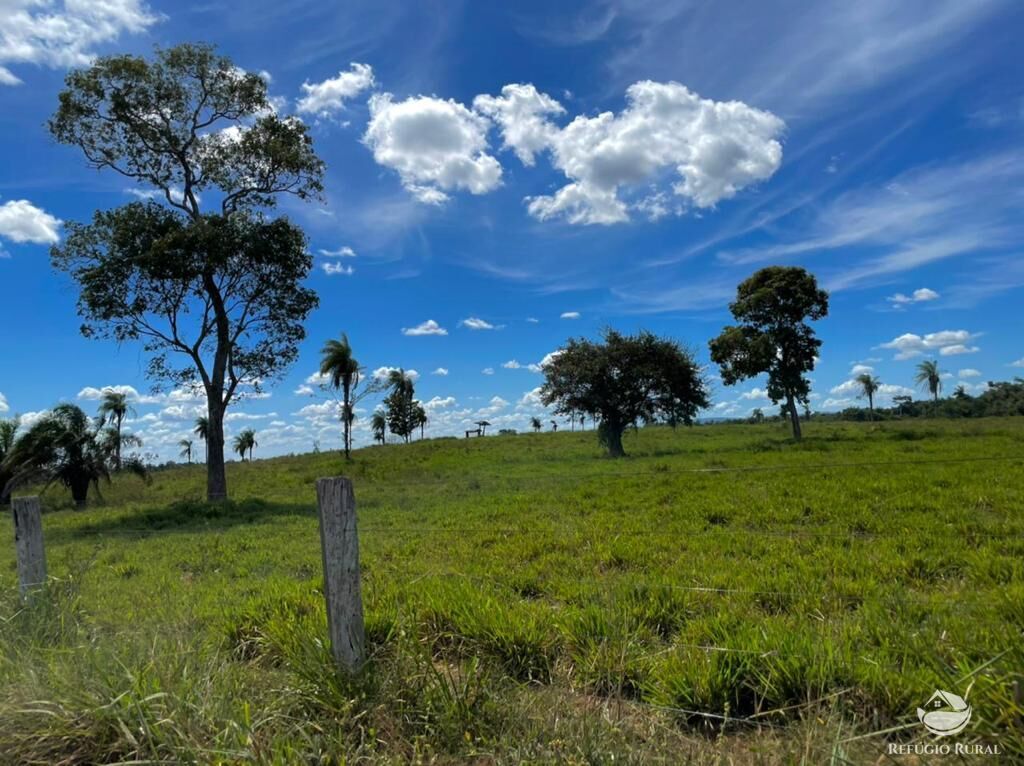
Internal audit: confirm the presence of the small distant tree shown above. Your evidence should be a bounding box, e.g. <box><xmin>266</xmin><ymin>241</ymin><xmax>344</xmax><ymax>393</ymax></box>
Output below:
<box><xmin>750</xmin><ymin>408</ymin><xmax>765</xmax><ymax>424</ymax></box>
<box><xmin>530</xmin><ymin>416</ymin><xmax>542</xmax><ymax>433</ymax></box>
<box><xmin>856</xmin><ymin>373</ymin><xmax>881</xmax><ymax>419</ymax></box>
<box><xmin>915</xmin><ymin>360</ymin><xmax>943</xmax><ymax>403</ymax></box>
<box><xmin>475</xmin><ymin>420</ymin><xmax>491</xmax><ymax>437</ymax></box>
<box><xmin>550</xmin><ymin>420</ymin><xmax>558</xmax><ymax>432</ymax></box>
<box><xmin>194</xmin><ymin>416</ymin><xmax>209</xmax><ymax>462</ymax></box>
<box><xmin>371</xmin><ymin>411</ymin><xmax>387</xmax><ymax>445</ymax></box>
<box><xmin>709</xmin><ymin>267</ymin><xmax>828</xmax><ymax>441</ymax></box>
<box><xmin>384</xmin><ymin>369</ymin><xmax>417</xmax><ymax>443</ymax></box>
<box><xmin>415</xmin><ymin>404</ymin><xmax>428</xmax><ymax>440</ymax></box>
<box><xmin>2</xmin><ymin>404</ymin><xmax>147</xmax><ymax>508</ymax></box>
<box><xmin>97</xmin><ymin>390</ymin><xmax>135</xmax><ymax>470</ymax></box>
<box><xmin>318</xmin><ymin>333</ymin><xmax>361</xmax><ymax>460</ymax></box>
<box><xmin>893</xmin><ymin>395</ymin><xmax>913</xmax><ymax>416</ymax></box>
<box><xmin>232</xmin><ymin>433</ymin><xmax>248</xmax><ymax>461</ymax></box>
<box><xmin>178</xmin><ymin>439</ymin><xmax>194</xmax><ymax>464</ymax></box>
<box><xmin>49</xmin><ymin>43</ymin><xmax>323</xmax><ymax>502</ymax></box>
<box><xmin>541</xmin><ymin>329</ymin><xmax>709</xmax><ymax>457</ymax></box>
<box><xmin>232</xmin><ymin>428</ymin><xmax>257</xmax><ymax>461</ymax></box>
<box><xmin>0</xmin><ymin>418</ymin><xmax>19</xmax><ymax>505</ymax></box>
<box><xmin>953</xmin><ymin>384</ymin><xmax>969</xmax><ymax>400</ymax></box>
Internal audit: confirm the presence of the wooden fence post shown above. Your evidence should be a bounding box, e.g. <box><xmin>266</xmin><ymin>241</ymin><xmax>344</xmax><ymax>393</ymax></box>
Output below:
<box><xmin>12</xmin><ymin>496</ymin><xmax>46</xmax><ymax>596</ymax></box>
<box><xmin>315</xmin><ymin>477</ymin><xmax>366</xmax><ymax>672</ymax></box>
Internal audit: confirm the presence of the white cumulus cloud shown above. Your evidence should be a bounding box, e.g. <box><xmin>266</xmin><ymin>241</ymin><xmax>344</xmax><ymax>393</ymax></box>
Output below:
<box><xmin>518</xmin><ymin>80</ymin><xmax>784</xmax><ymax>225</ymax></box>
<box><xmin>460</xmin><ymin>317</ymin><xmax>497</xmax><ymax>330</ymax></box>
<box><xmin>372</xmin><ymin>367</ymin><xmax>420</xmax><ymax>382</ymax></box>
<box><xmin>0</xmin><ymin>0</ymin><xmax>160</xmax><ymax>86</ymax></box>
<box><xmin>878</xmin><ymin>329</ymin><xmax>980</xmax><ymax>360</ymax></box>
<box><xmin>318</xmin><ymin>245</ymin><xmax>356</xmax><ymax>257</ymax></box>
<box><xmin>432</xmin><ymin>367</ymin><xmax>449</xmax><ymax>376</ymax></box>
<box><xmin>560</xmin><ymin>311</ymin><xmax>581</xmax><ymax>319</ymax></box>
<box><xmin>363</xmin><ymin>93</ymin><xmax>502</xmax><ymax>204</ymax></box>
<box><xmin>473</xmin><ymin>83</ymin><xmax>565</xmax><ymax>166</ymax></box>
<box><xmin>401</xmin><ymin>319</ymin><xmax>448</xmax><ymax>336</ymax></box>
<box><xmin>957</xmin><ymin>368</ymin><xmax>982</xmax><ymax>378</ymax></box>
<box><xmin>887</xmin><ymin>287</ymin><xmax>940</xmax><ymax>307</ymax></box>
<box><xmin>296</xmin><ymin>63</ymin><xmax>375</xmax><ymax>117</ymax></box>
<box><xmin>0</xmin><ymin>392</ymin><xmax>8</xmax><ymax>413</ymax></box>
<box><xmin>0</xmin><ymin>200</ymin><xmax>61</xmax><ymax>244</ymax></box>
<box><xmin>321</xmin><ymin>262</ymin><xmax>354</xmax><ymax>276</ymax></box>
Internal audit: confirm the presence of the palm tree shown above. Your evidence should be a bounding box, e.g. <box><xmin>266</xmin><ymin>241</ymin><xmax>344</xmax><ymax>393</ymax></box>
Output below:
<box><xmin>232</xmin><ymin>429</ymin><xmax>256</xmax><ymax>461</ymax></box>
<box><xmin>97</xmin><ymin>390</ymin><xmax>134</xmax><ymax>470</ymax></box>
<box><xmin>194</xmin><ymin>416</ymin><xmax>209</xmax><ymax>462</ymax></box>
<box><xmin>371</xmin><ymin>411</ymin><xmax>387</xmax><ymax>445</ymax></box>
<box><xmin>385</xmin><ymin>369</ymin><xmax>416</xmax><ymax>443</ymax></box>
<box><xmin>242</xmin><ymin>428</ymin><xmax>257</xmax><ymax>460</ymax></box>
<box><xmin>178</xmin><ymin>438</ymin><xmax>194</xmax><ymax>464</ymax></box>
<box><xmin>855</xmin><ymin>373</ymin><xmax>881</xmax><ymax>419</ymax></box>
<box><xmin>319</xmin><ymin>333</ymin><xmax>361</xmax><ymax>460</ymax></box>
<box><xmin>530</xmin><ymin>416</ymin><xmax>542</xmax><ymax>433</ymax></box>
<box><xmin>414</xmin><ymin>404</ymin><xmax>428</xmax><ymax>440</ymax></box>
<box><xmin>915</xmin><ymin>360</ymin><xmax>942</xmax><ymax>403</ymax></box>
<box><xmin>2</xmin><ymin>403</ymin><xmax>147</xmax><ymax>508</ymax></box>
<box><xmin>0</xmin><ymin>417</ymin><xmax>19</xmax><ymax>505</ymax></box>
<box><xmin>232</xmin><ymin>433</ymin><xmax>248</xmax><ymax>461</ymax></box>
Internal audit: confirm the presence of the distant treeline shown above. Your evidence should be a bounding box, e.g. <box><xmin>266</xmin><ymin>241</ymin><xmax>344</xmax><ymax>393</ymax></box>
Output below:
<box><xmin>813</xmin><ymin>379</ymin><xmax>1023</xmax><ymax>422</ymax></box>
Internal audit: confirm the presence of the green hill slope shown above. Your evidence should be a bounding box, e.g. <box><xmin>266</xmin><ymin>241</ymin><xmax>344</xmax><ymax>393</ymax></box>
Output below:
<box><xmin>2</xmin><ymin>419</ymin><xmax>1022</xmax><ymax>763</ymax></box>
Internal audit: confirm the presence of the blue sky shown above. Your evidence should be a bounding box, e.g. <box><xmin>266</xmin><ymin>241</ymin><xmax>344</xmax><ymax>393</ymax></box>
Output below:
<box><xmin>1</xmin><ymin>0</ymin><xmax>1023</xmax><ymax>459</ymax></box>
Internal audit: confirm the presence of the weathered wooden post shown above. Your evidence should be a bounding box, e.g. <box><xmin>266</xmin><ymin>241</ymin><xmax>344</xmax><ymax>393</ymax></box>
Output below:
<box><xmin>315</xmin><ymin>477</ymin><xmax>366</xmax><ymax>672</ymax></box>
<box><xmin>12</xmin><ymin>496</ymin><xmax>46</xmax><ymax>596</ymax></box>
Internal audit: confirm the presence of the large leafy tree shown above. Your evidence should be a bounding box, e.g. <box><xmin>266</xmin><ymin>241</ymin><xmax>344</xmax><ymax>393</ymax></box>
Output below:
<box><xmin>2</xmin><ymin>404</ymin><xmax>147</xmax><ymax>508</ymax></box>
<box><xmin>540</xmin><ymin>329</ymin><xmax>709</xmax><ymax>457</ymax></box>
<box><xmin>318</xmin><ymin>333</ymin><xmax>361</xmax><ymax>460</ymax></box>
<box><xmin>709</xmin><ymin>267</ymin><xmax>828</xmax><ymax>441</ymax></box>
<box><xmin>49</xmin><ymin>43</ymin><xmax>323</xmax><ymax>502</ymax></box>
<box><xmin>97</xmin><ymin>390</ymin><xmax>135</xmax><ymax>470</ymax></box>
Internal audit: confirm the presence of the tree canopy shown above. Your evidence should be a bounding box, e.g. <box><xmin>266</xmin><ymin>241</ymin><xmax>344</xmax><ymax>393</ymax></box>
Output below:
<box><xmin>48</xmin><ymin>43</ymin><xmax>323</xmax><ymax>501</ymax></box>
<box><xmin>540</xmin><ymin>329</ymin><xmax>709</xmax><ymax>457</ymax></box>
<box><xmin>709</xmin><ymin>267</ymin><xmax>828</xmax><ymax>440</ymax></box>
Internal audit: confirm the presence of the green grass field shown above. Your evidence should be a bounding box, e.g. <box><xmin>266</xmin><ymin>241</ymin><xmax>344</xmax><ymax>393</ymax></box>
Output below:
<box><xmin>2</xmin><ymin>419</ymin><xmax>1023</xmax><ymax>763</ymax></box>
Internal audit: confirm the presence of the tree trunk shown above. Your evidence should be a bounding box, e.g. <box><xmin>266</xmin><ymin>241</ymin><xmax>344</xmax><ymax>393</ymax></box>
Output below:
<box><xmin>114</xmin><ymin>412</ymin><xmax>123</xmax><ymax>470</ymax></box>
<box><xmin>604</xmin><ymin>423</ymin><xmax>626</xmax><ymax>458</ymax></box>
<box><xmin>206</xmin><ymin>399</ymin><xmax>228</xmax><ymax>502</ymax></box>
<box><xmin>71</xmin><ymin>477</ymin><xmax>89</xmax><ymax>509</ymax></box>
<box><xmin>868</xmin><ymin>394</ymin><xmax>874</xmax><ymax>421</ymax></box>
<box><xmin>342</xmin><ymin>382</ymin><xmax>352</xmax><ymax>460</ymax></box>
<box><xmin>786</xmin><ymin>393</ymin><xmax>802</xmax><ymax>440</ymax></box>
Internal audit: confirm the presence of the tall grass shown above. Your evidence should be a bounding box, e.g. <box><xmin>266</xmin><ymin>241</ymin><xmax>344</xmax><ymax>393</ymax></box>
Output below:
<box><xmin>1</xmin><ymin>419</ymin><xmax>1022</xmax><ymax>762</ymax></box>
